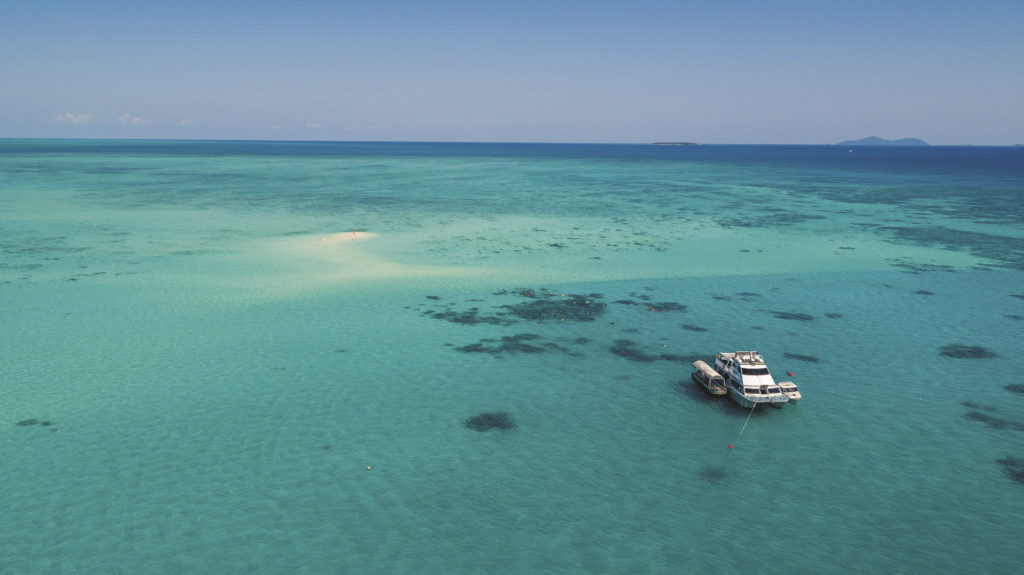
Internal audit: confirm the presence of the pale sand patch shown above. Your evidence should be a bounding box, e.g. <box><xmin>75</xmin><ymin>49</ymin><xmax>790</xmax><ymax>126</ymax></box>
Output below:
<box><xmin>180</xmin><ymin>220</ymin><xmax>995</xmax><ymax>304</ymax></box>
<box><xmin>211</xmin><ymin>231</ymin><xmax>495</xmax><ymax>300</ymax></box>
<box><xmin>319</xmin><ymin>231</ymin><xmax>380</xmax><ymax>244</ymax></box>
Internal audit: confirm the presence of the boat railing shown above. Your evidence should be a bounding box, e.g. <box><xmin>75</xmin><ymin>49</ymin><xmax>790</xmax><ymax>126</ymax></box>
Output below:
<box><xmin>746</xmin><ymin>393</ymin><xmax>788</xmax><ymax>404</ymax></box>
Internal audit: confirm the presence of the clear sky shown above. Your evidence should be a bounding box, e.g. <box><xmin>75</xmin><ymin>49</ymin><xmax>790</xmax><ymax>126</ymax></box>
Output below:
<box><xmin>2</xmin><ymin>0</ymin><xmax>1021</xmax><ymax>144</ymax></box>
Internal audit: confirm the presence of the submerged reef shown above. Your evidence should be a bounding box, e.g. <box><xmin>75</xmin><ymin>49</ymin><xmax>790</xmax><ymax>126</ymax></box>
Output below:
<box><xmin>681</xmin><ymin>324</ymin><xmax>709</xmax><ymax>332</ymax></box>
<box><xmin>885</xmin><ymin>258</ymin><xmax>956</xmax><ymax>273</ymax></box>
<box><xmin>425</xmin><ymin>288</ymin><xmax>607</xmax><ymax>325</ymax></box>
<box><xmin>610</xmin><ymin>339</ymin><xmax>659</xmax><ymax>362</ymax></box>
<box><xmin>453</xmin><ymin>333</ymin><xmax>584</xmax><ymax>357</ymax></box>
<box><xmin>16</xmin><ymin>418</ymin><xmax>52</xmax><ymax>427</ymax></box>
<box><xmin>609</xmin><ymin>339</ymin><xmax>689</xmax><ymax>363</ymax></box>
<box><xmin>876</xmin><ymin>225</ymin><xmax>1024</xmax><ymax>271</ymax></box>
<box><xmin>997</xmin><ymin>457</ymin><xmax>1024</xmax><ymax>485</ymax></box>
<box><xmin>455</xmin><ymin>333</ymin><xmax>548</xmax><ymax>355</ymax></box>
<box><xmin>717</xmin><ymin>209</ymin><xmax>826</xmax><ymax>229</ymax></box>
<box><xmin>940</xmin><ymin>344</ymin><xmax>998</xmax><ymax>359</ymax></box>
<box><xmin>784</xmin><ymin>353</ymin><xmax>820</xmax><ymax>363</ymax></box>
<box><xmin>464</xmin><ymin>412</ymin><xmax>516</xmax><ymax>432</ymax></box>
<box><xmin>1004</xmin><ymin>384</ymin><xmax>1024</xmax><ymax>394</ymax></box>
<box><xmin>771</xmin><ymin>311</ymin><xmax>815</xmax><ymax>321</ymax></box>
<box><xmin>698</xmin><ymin>466</ymin><xmax>728</xmax><ymax>484</ymax></box>
<box><xmin>647</xmin><ymin>302</ymin><xmax>687</xmax><ymax>312</ymax></box>
<box><xmin>422</xmin><ymin>307</ymin><xmax>514</xmax><ymax>326</ymax></box>
<box><xmin>15</xmin><ymin>418</ymin><xmax>56</xmax><ymax>431</ymax></box>
<box><xmin>499</xmin><ymin>289</ymin><xmax>606</xmax><ymax>322</ymax></box>
<box><xmin>964</xmin><ymin>411</ymin><xmax>1024</xmax><ymax>432</ymax></box>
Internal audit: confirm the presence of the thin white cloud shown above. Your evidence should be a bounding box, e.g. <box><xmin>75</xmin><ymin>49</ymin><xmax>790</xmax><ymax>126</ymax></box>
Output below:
<box><xmin>52</xmin><ymin>113</ymin><xmax>93</xmax><ymax>125</ymax></box>
<box><xmin>118</xmin><ymin>113</ymin><xmax>150</xmax><ymax>126</ymax></box>
<box><xmin>179</xmin><ymin>118</ymin><xmax>196</xmax><ymax>127</ymax></box>
<box><xmin>343</xmin><ymin>124</ymin><xmax>388</xmax><ymax>132</ymax></box>
<box><xmin>305</xmin><ymin>122</ymin><xmax>323</xmax><ymax>129</ymax></box>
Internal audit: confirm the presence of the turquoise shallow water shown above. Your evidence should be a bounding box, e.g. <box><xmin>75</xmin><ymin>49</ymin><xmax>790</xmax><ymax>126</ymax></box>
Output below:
<box><xmin>2</xmin><ymin>140</ymin><xmax>1023</xmax><ymax>573</ymax></box>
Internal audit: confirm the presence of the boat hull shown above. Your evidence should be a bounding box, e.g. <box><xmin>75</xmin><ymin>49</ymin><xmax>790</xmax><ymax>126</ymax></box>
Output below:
<box><xmin>727</xmin><ymin>386</ymin><xmax>788</xmax><ymax>409</ymax></box>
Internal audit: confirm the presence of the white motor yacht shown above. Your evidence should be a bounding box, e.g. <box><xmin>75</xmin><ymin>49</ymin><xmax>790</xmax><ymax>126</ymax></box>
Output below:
<box><xmin>714</xmin><ymin>351</ymin><xmax>789</xmax><ymax>408</ymax></box>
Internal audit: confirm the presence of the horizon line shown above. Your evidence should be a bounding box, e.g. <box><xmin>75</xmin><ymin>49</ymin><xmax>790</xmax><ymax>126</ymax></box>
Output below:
<box><xmin>2</xmin><ymin>136</ymin><xmax>1021</xmax><ymax>147</ymax></box>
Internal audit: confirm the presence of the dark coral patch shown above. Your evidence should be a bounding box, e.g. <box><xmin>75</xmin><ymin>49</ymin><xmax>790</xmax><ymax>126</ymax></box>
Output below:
<box><xmin>772</xmin><ymin>311</ymin><xmax>815</xmax><ymax>321</ymax></box>
<box><xmin>681</xmin><ymin>324</ymin><xmax>708</xmax><ymax>332</ymax></box>
<box><xmin>456</xmin><ymin>333</ymin><xmax>547</xmax><ymax>355</ymax></box>
<box><xmin>1004</xmin><ymin>384</ymin><xmax>1024</xmax><ymax>394</ymax></box>
<box><xmin>1006</xmin><ymin>315</ymin><xmax>1024</xmax><ymax>321</ymax></box>
<box><xmin>423</xmin><ymin>308</ymin><xmax>513</xmax><ymax>326</ymax></box>
<box><xmin>645</xmin><ymin>302</ymin><xmax>687</xmax><ymax>312</ymax></box>
<box><xmin>784</xmin><ymin>353</ymin><xmax>819</xmax><ymax>363</ymax></box>
<box><xmin>698</xmin><ymin>466</ymin><xmax>728</xmax><ymax>484</ymax></box>
<box><xmin>609</xmin><ymin>339</ymin><xmax>659</xmax><ymax>362</ymax></box>
<box><xmin>913</xmin><ymin>290</ymin><xmax>935</xmax><ymax>295</ymax></box>
<box><xmin>500</xmin><ymin>293</ymin><xmax>605</xmax><ymax>322</ymax></box>
<box><xmin>886</xmin><ymin>258</ymin><xmax>956</xmax><ymax>273</ymax></box>
<box><xmin>15</xmin><ymin>418</ymin><xmax>54</xmax><ymax>430</ymax></box>
<box><xmin>824</xmin><ymin>313</ymin><xmax>843</xmax><ymax>319</ymax></box>
<box><xmin>997</xmin><ymin>457</ymin><xmax>1024</xmax><ymax>485</ymax></box>
<box><xmin>964</xmin><ymin>412</ymin><xmax>1024</xmax><ymax>431</ymax></box>
<box><xmin>464</xmin><ymin>412</ymin><xmax>516</xmax><ymax>432</ymax></box>
<box><xmin>940</xmin><ymin>344</ymin><xmax>998</xmax><ymax>359</ymax></box>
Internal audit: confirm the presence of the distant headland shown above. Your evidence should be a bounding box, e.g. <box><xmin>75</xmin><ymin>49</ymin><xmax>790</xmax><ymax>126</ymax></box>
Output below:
<box><xmin>835</xmin><ymin>136</ymin><xmax>929</xmax><ymax>146</ymax></box>
<box><xmin>652</xmin><ymin>141</ymin><xmax>698</xmax><ymax>146</ymax></box>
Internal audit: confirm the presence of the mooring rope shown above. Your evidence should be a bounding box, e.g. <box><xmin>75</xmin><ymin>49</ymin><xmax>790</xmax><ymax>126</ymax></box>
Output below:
<box><xmin>739</xmin><ymin>402</ymin><xmax>757</xmax><ymax>436</ymax></box>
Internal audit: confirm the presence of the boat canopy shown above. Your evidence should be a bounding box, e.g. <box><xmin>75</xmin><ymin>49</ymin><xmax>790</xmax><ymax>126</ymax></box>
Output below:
<box><xmin>692</xmin><ymin>360</ymin><xmax>724</xmax><ymax>381</ymax></box>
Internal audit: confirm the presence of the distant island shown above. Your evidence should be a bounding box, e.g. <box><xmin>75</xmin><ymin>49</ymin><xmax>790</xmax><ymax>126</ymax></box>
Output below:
<box><xmin>835</xmin><ymin>136</ymin><xmax>929</xmax><ymax>146</ymax></box>
<box><xmin>652</xmin><ymin>142</ymin><xmax>698</xmax><ymax>146</ymax></box>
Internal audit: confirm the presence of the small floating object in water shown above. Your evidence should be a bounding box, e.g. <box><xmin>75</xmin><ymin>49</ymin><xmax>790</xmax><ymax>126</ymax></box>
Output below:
<box><xmin>728</xmin><ymin>444</ymin><xmax>733</xmax><ymax>450</ymax></box>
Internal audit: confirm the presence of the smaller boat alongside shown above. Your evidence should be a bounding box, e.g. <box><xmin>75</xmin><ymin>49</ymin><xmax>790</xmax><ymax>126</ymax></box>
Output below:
<box><xmin>777</xmin><ymin>380</ymin><xmax>801</xmax><ymax>402</ymax></box>
<box><xmin>691</xmin><ymin>360</ymin><xmax>727</xmax><ymax>396</ymax></box>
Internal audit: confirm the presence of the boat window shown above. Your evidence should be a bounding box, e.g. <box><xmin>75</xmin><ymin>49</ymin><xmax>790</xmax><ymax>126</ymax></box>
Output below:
<box><xmin>744</xmin><ymin>388</ymin><xmax>759</xmax><ymax>394</ymax></box>
<box><xmin>741</xmin><ymin>367</ymin><xmax>769</xmax><ymax>375</ymax></box>
<box><xmin>767</xmin><ymin>387</ymin><xmax>780</xmax><ymax>393</ymax></box>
